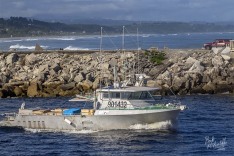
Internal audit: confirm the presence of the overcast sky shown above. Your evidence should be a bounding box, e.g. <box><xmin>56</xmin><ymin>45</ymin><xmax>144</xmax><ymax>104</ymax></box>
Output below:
<box><xmin>0</xmin><ymin>0</ymin><xmax>233</xmax><ymax>22</ymax></box>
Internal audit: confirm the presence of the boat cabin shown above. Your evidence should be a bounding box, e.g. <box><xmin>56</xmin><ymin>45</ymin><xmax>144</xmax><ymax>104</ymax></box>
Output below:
<box><xmin>95</xmin><ymin>86</ymin><xmax>158</xmax><ymax>110</ymax></box>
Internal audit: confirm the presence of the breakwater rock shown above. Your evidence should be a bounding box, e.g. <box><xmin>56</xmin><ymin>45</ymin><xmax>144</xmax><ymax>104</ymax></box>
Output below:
<box><xmin>0</xmin><ymin>49</ymin><xmax>233</xmax><ymax>98</ymax></box>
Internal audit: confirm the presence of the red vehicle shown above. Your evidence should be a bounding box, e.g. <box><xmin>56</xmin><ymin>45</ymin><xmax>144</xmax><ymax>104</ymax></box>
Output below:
<box><xmin>203</xmin><ymin>39</ymin><xmax>231</xmax><ymax>50</ymax></box>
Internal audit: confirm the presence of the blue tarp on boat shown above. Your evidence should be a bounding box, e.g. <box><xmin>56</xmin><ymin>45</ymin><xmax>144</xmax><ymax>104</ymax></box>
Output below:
<box><xmin>63</xmin><ymin>108</ymin><xmax>81</xmax><ymax>115</ymax></box>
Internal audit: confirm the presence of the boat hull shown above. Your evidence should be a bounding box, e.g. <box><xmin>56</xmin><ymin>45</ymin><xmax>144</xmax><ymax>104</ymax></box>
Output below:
<box><xmin>0</xmin><ymin>109</ymin><xmax>180</xmax><ymax>131</ymax></box>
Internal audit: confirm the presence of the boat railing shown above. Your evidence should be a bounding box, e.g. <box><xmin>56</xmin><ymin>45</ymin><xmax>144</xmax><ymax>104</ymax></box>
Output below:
<box><xmin>2</xmin><ymin>112</ymin><xmax>16</xmax><ymax>117</ymax></box>
<box><xmin>1</xmin><ymin>113</ymin><xmax>16</xmax><ymax>121</ymax></box>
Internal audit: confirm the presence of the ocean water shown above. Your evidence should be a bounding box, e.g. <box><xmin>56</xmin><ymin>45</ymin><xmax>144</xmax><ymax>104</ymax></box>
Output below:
<box><xmin>0</xmin><ymin>95</ymin><xmax>233</xmax><ymax>155</ymax></box>
<box><xmin>0</xmin><ymin>32</ymin><xmax>234</xmax><ymax>51</ymax></box>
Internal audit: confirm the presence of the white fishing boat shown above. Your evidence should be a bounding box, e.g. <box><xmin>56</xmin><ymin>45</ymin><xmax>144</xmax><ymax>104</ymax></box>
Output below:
<box><xmin>0</xmin><ymin>73</ymin><xmax>186</xmax><ymax>131</ymax></box>
<box><xmin>0</xmin><ymin>27</ymin><xmax>186</xmax><ymax>131</ymax></box>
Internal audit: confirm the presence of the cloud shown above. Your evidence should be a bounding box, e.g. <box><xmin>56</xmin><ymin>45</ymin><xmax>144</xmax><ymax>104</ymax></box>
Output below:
<box><xmin>0</xmin><ymin>0</ymin><xmax>234</xmax><ymax>22</ymax></box>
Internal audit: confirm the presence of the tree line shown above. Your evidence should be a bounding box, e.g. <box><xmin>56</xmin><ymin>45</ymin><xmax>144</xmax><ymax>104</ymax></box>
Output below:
<box><xmin>0</xmin><ymin>17</ymin><xmax>234</xmax><ymax>37</ymax></box>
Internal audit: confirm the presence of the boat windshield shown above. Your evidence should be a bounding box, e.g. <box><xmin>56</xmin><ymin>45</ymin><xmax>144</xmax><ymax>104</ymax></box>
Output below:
<box><xmin>102</xmin><ymin>91</ymin><xmax>154</xmax><ymax>100</ymax></box>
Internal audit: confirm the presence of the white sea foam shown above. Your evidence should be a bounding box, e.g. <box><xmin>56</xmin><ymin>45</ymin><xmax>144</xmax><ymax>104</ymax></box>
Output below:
<box><xmin>25</xmin><ymin>128</ymin><xmax>98</xmax><ymax>134</ymax></box>
<box><xmin>9</xmin><ymin>44</ymin><xmax>35</xmax><ymax>50</ymax></box>
<box><xmin>3</xmin><ymin>39</ymin><xmax>23</xmax><ymax>43</ymax></box>
<box><xmin>56</xmin><ymin>38</ymin><xmax>76</xmax><ymax>41</ymax></box>
<box><xmin>66</xmin><ymin>129</ymin><xmax>98</xmax><ymax>134</ymax></box>
<box><xmin>48</xmin><ymin>37</ymin><xmax>76</xmax><ymax>41</ymax></box>
<box><xmin>169</xmin><ymin>33</ymin><xmax>178</xmax><ymax>36</ymax></box>
<box><xmin>142</xmin><ymin>34</ymin><xmax>150</xmax><ymax>38</ymax></box>
<box><xmin>25</xmin><ymin>38</ymin><xmax>39</xmax><ymax>41</ymax></box>
<box><xmin>129</xmin><ymin>120</ymin><xmax>175</xmax><ymax>130</ymax></box>
<box><xmin>64</xmin><ymin>46</ymin><xmax>89</xmax><ymax>51</ymax></box>
<box><xmin>9</xmin><ymin>44</ymin><xmax>48</xmax><ymax>50</ymax></box>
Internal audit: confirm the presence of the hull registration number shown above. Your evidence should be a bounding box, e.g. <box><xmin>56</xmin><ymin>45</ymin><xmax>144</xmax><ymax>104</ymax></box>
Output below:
<box><xmin>107</xmin><ymin>101</ymin><xmax>127</xmax><ymax>108</ymax></box>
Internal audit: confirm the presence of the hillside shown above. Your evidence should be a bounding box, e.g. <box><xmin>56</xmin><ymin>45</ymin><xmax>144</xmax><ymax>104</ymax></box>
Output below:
<box><xmin>1</xmin><ymin>17</ymin><xmax>234</xmax><ymax>37</ymax></box>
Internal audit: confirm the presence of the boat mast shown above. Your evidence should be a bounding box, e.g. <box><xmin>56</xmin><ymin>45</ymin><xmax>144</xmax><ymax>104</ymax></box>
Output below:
<box><xmin>122</xmin><ymin>26</ymin><xmax>125</xmax><ymax>52</ymax></box>
<box><xmin>99</xmin><ymin>27</ymin><xmax>103</xmax><ymax>89</ymax></box>
<box><xmin>137</xmin><ymin>27</ymin><xmax>140</xmax><ymax>74</ymax></box>
<box><xmin>94</xmin><ymin>27</ymin><xmax>103</xmax><ymax>110</ymax></box>
<box><xmin>122</xmin><ymin>26</ymin><xmax>126</xmax><ymax>81</ymax></box>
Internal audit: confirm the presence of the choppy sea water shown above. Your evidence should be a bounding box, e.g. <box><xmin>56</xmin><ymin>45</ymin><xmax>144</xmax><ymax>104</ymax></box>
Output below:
<box><xmin>1</xmin><ymin>32</ymin><xmax>234</xmax><ymax>51</ymax></box>
<box><xmin>0</xmin><ymin>95</ymin><xmax>233</xmax><ymax>155</ymax></box>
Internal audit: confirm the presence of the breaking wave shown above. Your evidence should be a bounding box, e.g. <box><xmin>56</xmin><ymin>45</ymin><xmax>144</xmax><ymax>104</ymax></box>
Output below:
<box><xmin>25</xmin><ymin>38</ymin><xmax>39</xmax><ymax>41</ymax></box>
<box><xmin>1</xmin><ymin>38</ymin><xmax>39</xmax><ymax>43</ymax></box>
<box><xmin>2</xmin><ymin>39</ymin><xmax>23</xmax><ymax>43</ymax></box>
<box><xmin>64</xmin><ymin>46</ymin><xmax>90</xmax><ymax>51</ymax></box>
<box><xmin>9</xmin><ymin>44</ymin><xmax>48</xmax><ymax>50</ymax></box>
<box><xmin>51</xmin><ymin>37</ymin><xmax>76</xmax><ymax>41</ymax></box>
<box><xmin>129</xmin><ymin>120</ymin><xmax>175</xmax><ymax>130</ymax></box>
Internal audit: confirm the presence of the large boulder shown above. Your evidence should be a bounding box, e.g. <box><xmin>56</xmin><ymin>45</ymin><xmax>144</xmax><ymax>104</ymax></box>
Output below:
<box><xmin>0</xmin><ymin>59</ymin><xmax>6</xmax><ymax>69</ymax></box>
<box><xmin>149</xmin><ymin>67</ymin><xmax>159</xmax><ymax>76</ymax></box>
<box><xmin>157</xmin><ymin>70</ymin><xmax>172</xmax><ymax>86</ymax></box>
<box><xmin>221</xmin><ymin>47</ymin><xmax>230</xmax><ymax>55</ymax></box>
<box><xmin>13</xmin><ymin>86</ymin><xmax>24</xmax><ymax>96</ymax></box>
<box><xmin>212</xmin><ymin>55</ymin><xmax>223</xmax><ymax>67</ymax></box>
<box><xmin>188</xmin><ymin>61</ymin><xmax>204</xmax><ymax>74</ymax></box>
<box><xmin>74</xmin><ymin>73</ymin><xmax>85</xmax><ymax>83</ymax></box>
<box><xmin>102</xmin><ymin>63</ymin><xmax>110</xmax><ymax>70</ymax></box>
<box><xmin>146</xmin><ymin>80</ymin><xmax>159</xmax><ymax>88</ymax></box>
<box><xmin>34</xmin><ymin>64</ymin><xmax>49</xmax><ymax>76</ymax></box>
<box><xmin>92</xmin><ymin>78</ymin><xmax>100</xmax><ymax>89</ymax></box>
<box><xmin>221</xmin><ymin>54</ymin><xmax>231</xmax><ymax>61</ymax></box>
<box><xmin>190</xmin><ymin>85</ymin><xmax>206</xmax><ymax>94</ymax></box>
<box><xmin>202</xmin><ymin>81</ymin><xmax>216</xmax><ymax>93</ymax></box>
<box><xmin>27</xmin><ymin>81</ymin><xmax>39</xmax><ymax>97</ymax></box>
<box><xmin>82</xmin><ymin>55</ymin><xmax>92</xmax><ymax>62</ymax></box>
<box><xmin>80</xmin><ymin>80</ymin><xmax>93</xmax><ymax>91</ymax></box>
<box><xmin>15</xmin><ymin>72</ymin><xmax>28</xmax><ymax>81</ymax></box>
<box><xmin>0</xmin><ymin>74</ymin><xmax>9</xmax><ymax>83</ymax></box>
<box><xmin>59</xmin><ymin>72</ymin><xmax>71</xmax><ymax>82</ymax></box>
<box><xmin>51</xmin><ymin>63</ymin><xmax>62</xmax><ymax>73</ymax></box>
<box><xmin>226</xmin><ymin>77</ymin><xmax>234</xmax><ymax>84</ymax></box>
<box><xmin>186</xmin><ymin>57</ymin><xmax>197</xmax><ymax>64</ymax></box>
<box><xmin>172</xmin><ymin>76</ymin><xmax>186</xmax><ymax>91</ymax></box>
<box><xmin>6</xmin><ymin>53</ymin><xmax>19</xmax><ymax>65</ymax></box>
<box><xmin>215</xmin><ymin>84</ymin><xmax>233</xmax><ymax>94</ymax></box>
<box><xmin>60</xmin><ymin>82</ymin><xmax>76</xmax><ymax>91</ymax></box>
<box><xmin>25</xmin><ymin>53</ymin><xmax>40</xmax><ymax>65</ymax></box>
<box><xmin>212</xmin><ymin>47</ymin><xmax>221</xmax><ymax>55</ymax></box>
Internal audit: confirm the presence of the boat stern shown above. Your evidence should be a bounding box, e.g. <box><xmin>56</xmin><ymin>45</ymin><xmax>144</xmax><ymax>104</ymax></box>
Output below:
<box><xmin>0</xmin><ymin>113</ymin><xmax>18</xmax><ymax>127</ymax></box>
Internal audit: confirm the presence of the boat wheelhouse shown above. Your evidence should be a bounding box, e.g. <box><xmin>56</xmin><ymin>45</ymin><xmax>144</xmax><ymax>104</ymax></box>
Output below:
<box><xmin>95</xmin><ymin>86</ymin><xmax>158</xmax><ymax>110</ymax></box>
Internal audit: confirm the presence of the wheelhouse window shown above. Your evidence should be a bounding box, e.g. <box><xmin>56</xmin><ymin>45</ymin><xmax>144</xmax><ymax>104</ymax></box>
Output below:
<box><xmin>102</xmin><ymin>91</ymin><xmax>154</xmax><ymax>100</ymax></box>
<box><xmin>102</xmin><ymin>92</ymin><xmax>120</xmax><ymax>99</ymax></box>
<box><xmin>139</xmin><ymin>91</ymin><xmax>152</xmax><ymax>99</ymax></box>
<box><xmin>111</xmin><ymin>92</ymin><xmax>120</xmax><ymax>99</ymax></box>
<box><xmin>103</xmin><ymin>92</ymin><xmax>109</xmax><ymax>99</ymax></box>
<box><xmin>121</xmin><ymin>92</ymin><xmax>131</xmax><ymax>99</ymax></box>
<box><xmin>121</xmin><ymin>91</ymin><xmax>154</xmax><ymax>100</ymax></box>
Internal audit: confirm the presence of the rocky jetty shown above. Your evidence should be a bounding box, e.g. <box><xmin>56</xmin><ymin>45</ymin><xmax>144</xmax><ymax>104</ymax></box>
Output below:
<box><xmin>0</xmin><ymin>49</ymin><xmax>233</xmax><ymax>98</ymax></box>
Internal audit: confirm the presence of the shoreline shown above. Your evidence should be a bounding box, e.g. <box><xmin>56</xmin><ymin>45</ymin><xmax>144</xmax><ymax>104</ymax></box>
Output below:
<box><xmin>0</xmin><ymin>49</ymin><xmax>233</xmax><ymax>98</ymax></box>
<box><xmin>1</xmin><ymin>31</ymin><xmax>234</xmax><ymax>39</ymax></box>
